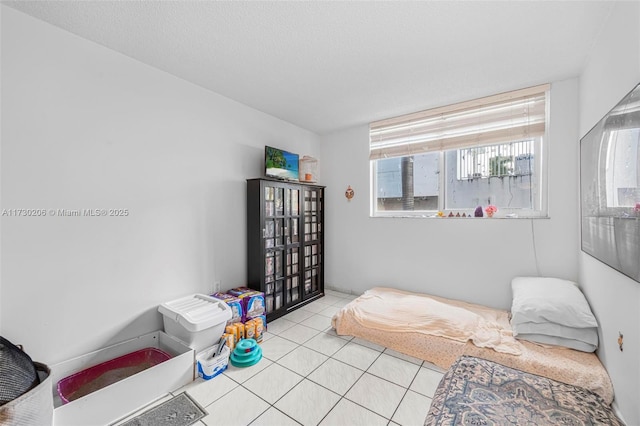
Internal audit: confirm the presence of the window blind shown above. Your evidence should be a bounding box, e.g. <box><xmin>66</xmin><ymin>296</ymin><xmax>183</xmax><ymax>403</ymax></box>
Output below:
<box><xmin>369</xmin><ymin>84</ymin><xmax>550</xmax><ymax>160</ymax></box>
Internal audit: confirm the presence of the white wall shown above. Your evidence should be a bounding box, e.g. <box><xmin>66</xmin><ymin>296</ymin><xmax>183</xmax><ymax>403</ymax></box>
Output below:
<box><xmin>0</xmin><ymin>6</ymin><xmax>320</xmax><ymax>365</ymax></box>
<box><xmin>321</xmin><ymin>78</ymin><xmax>579</xmax><ymax>310</ymax></box>
<box><xmin>578</xmin><ymin>2</ymin><xmax>640</xmax><ymax>424</ymax></box>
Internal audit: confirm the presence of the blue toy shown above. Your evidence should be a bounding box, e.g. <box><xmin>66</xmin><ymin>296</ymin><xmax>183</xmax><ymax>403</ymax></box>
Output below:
<box><xmin>229</xmin><ymin>338</ymin><xmax>262</xmax><ymax>367</ymax></box>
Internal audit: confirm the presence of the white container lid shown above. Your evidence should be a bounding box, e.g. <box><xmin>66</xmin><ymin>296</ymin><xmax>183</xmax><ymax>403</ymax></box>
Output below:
<box><xmin>158</xmin><ymin>294</ymin><xmax>232</xmax><ymax>332</ymax></box>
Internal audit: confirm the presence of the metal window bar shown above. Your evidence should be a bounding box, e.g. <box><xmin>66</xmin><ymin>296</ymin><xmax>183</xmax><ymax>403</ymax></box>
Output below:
<box><xmin>457</xmin><ymin>140</ymin><xmax>534</xmax><ymax>180</ymax></box>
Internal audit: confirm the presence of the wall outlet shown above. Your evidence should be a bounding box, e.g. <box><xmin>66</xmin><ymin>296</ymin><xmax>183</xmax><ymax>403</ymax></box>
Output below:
<box><xmin>213</xmin><ymin>281</ymin><xmax>221</xmax><ymax>293</ymax></box>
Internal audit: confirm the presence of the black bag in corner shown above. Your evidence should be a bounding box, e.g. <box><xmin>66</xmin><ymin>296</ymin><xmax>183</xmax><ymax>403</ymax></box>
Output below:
<box><xmin>0</xmin><ymin>336</ymin><xmax>40</xmax><ymax>406</ymax></box>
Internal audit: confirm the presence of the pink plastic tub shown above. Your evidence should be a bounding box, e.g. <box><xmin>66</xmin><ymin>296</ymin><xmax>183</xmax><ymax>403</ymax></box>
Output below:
<box><xmin>57</xmin><ymin>347</ymin><xmax>172</xmax><ymax>403</ymax></box>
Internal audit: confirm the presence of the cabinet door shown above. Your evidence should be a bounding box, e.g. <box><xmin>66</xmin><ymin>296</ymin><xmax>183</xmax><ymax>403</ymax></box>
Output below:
<box><xmin>302</xmin><ymin>187</ymin><xmax>323</xmax><ymax>299</ymax></box>
<box><xmin>264</xmin><ymin>249</ymin><xmax>285</xmax><ymax>315</ymax></box>
<box><xmin>283</xmin><ymin>187</ymin><xmax>301</xmax><ymax>307</ymax></box>
<box><xmin>285</xmin><ymin>247</ymin><xmax>301</xmax><ymax>304</ymax></box>
<box><xmin>262</xmin><ymin>184</ymin><xmax>287</xmax><ymax>315</ymax></box>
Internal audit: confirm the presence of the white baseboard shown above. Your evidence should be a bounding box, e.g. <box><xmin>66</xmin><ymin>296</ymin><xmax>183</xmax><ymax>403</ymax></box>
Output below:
<box><xmin>611</xmin><ymin>400</ymin><xmax>627</xmax><ymax>425</ymax></box>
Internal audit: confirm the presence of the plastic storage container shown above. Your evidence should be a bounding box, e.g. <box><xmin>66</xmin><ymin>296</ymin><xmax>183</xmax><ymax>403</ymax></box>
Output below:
<box><xmin>196</xmin><ymin>344</ymin><xmax>230</xmax><ymax>380</ymax></box>
<box><xmin>158</xmin><ymin>294</ymin><xmax>232</xmax><ymax>352</ymax></box>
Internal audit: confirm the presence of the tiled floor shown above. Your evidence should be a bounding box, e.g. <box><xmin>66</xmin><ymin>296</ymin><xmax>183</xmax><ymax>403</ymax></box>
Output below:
<box><xmin>120</xmin><ymin>290</ymin><xmax>445</xmax><ymax>426</ymax></box>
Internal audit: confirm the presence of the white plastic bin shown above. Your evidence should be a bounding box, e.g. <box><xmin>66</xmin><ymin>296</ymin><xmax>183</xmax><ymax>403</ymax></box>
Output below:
<box><xmin>158</xmin><ymin>294</ymin><xmax>232</xmax><ymax>352</ymax></box>
<box><xmin>196</xmin><ymin>344</ymin><xmax>230</xmax><ymax>380</ymax></box>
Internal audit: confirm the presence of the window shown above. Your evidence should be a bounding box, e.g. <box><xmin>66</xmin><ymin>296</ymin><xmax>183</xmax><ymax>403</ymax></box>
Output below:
<box><xmin>370</xmin><ymin>84</ymin><xmax>549</xmax><ymax>218</ymax></box>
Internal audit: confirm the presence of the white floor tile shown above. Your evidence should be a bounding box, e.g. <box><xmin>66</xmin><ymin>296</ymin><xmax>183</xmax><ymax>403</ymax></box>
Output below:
<box><xmin>332</xmin><ymin>341</ymin><xmax>381</xmax><ymax>371</ymax></box>
<box><xmin>409</xmin><ymin>367</ymin><xmax>444</xmax><ymax>398</ymax></box>
<box><xmin>352</xmin><ymin>337</ymin><xmax>385</xmax><ymax>352</ymax></box>
<box><xmin>300</xmin><ymin>314</ymin><xmax>333</xmax><ymax>331</ymax></box>
<box><xmin>307</xmin><ymin>358</ymin><xmax>363</xmax><ymax>395</ymax></box>
<box><xmin>324</xmin><ymin>328</ymin><xmax>354</xmax><ymax>341</ymax></box>
<box><xmin>261</xmin><ymin>331</ymin><xmax>275</xmax><ymax>343</ymax></box>
<box><xmin>367</xmin><ymin>353</ymin><xmax>421</xmax><ymax>388</ymax></box>
<box><xmin>223</xmin><ymin>357</ymin><xmax>273</xmax><ymax>384</ymax></box>
<box><xmin>319</xmin><ymin>398</ymin><xmax>388</xmax><ymax>426</ymax></box>
<box><xmin>243</xmin><ymin>363</ymin><xmax>303</xmax><ymax>404</ymax></box>
<box><xmin>266</xmin><ymin>318</ymin><xmax>297</xmax><ymax>335</ymax></box>
<box><xmin>180</xmin><ymin>374</ymin><xmax>238</xmax><ymax>407</ymax></box>
<box><xmin>392</xmin><ymin>390</ymin><xmax>432</xmax><ymax>426</ymax></box>
<box><xmin>303</xmin><ymin>332</ymin><xmax>348</xmax><ymax>356</ymax></box>
<box><xmin>300</xmin><ymin>300</ymin><xmax>331</xmax><ymax>313</ymax></box>
<box><xmin>341</xmin><ymin>294</ymin><xmax>360</xmax><ymax>300</ymax></box>
<box><xmin>277</xmin><ymin>323</ymin><xmax>320</xmax><ymax>344</ymax></box>
<box><xmin>260</xmin><ymin>335</ymin><xmax>299</xmax><ymax>361</ymax></box>
<box><xmin>250</xmin><ymin>407</ymin><xmax>301</xmax><ymax>426</ymax></box>
<box><xmin>201</xmin><ymin>386</ymin><xmax>269</xmax><ymax>426</ymax></box>
<box><xmin>331</xmin><ymin>298</ymin><xmax>352</xmax><ymax>308</ymax></box>
<box><xmin>274</xmin><ymin>379</ymin><xmax>340</xmax><ymax>426</ymax></box>
<box><xmin>317</xmin><ymin>305</ymin><xmax>341</xmax><ymax>318</ymax></box>
<box><xmin>277</xmin><ymin>346</ymin><xmax>328</xmax><ymax>376</ymax></box>
<box><xmin>282</xmin><ymin>309</ymin><xmax>315</xmax><ymax>323</ymax></box>
<box><xmin>384</xmin><ymin>348</ymin><xmax>424</xmax><ymax>366</ymax></box>
<box><xmin>319</xmin><ymin>295</ymin><xmax>344</xmax><ymax>305</ymax></box>
<box><xmin>345</xmin><ymin>373</ymin><xmax>406</xmax><ymax>419</ymax></box>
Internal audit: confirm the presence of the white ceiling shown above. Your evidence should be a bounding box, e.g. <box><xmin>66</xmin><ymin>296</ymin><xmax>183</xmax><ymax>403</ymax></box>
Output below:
<box><xmin>4</xmin><ymin>1</ymin><xmax>615</xmax><ymax>135</ymax></box>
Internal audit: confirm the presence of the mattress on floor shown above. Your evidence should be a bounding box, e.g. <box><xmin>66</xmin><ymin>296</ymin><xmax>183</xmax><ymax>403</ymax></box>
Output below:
<box><xmin>331</xmin><ymin>287</ymin><xmax>614</xmax><ymax>404</ymax></box>
<box><xmin>425</xmin><ymin>355</ymin><xmax>622</xmax><ymax>426</ymax></box>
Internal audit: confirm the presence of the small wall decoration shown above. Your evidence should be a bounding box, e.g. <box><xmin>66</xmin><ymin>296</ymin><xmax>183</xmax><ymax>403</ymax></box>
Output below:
<box><xmin>345</xmin><ymin>185</ymin><xmax>355</xmax><ymax>201</ymax></box>
<box><xmin>618</xmin><ymin>332</ymin><xmax>624</xmax><ymax>352</ymax></box>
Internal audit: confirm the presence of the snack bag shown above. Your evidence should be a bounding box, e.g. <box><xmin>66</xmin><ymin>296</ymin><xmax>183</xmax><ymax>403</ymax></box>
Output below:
<box><xmin>244</xmin><ymin>320</ymin><xmax>256</xmax><ymax>340</ymax></box>
<box><xmin>225</xmin><ymin>325</ymin><xmax>238</xmax><ymax>344</ymax></box>
<box><xmin>223</xmin><ymin>333</ymin><xmax>235</xmax><ymax>351</ymax></box>
<box><xmin>211</xmin><ymin>292</ymin><xmax>244</xmax><ymax>325</ymax></box>
<box><xmin>233</xmin><ymin>322</ymin><xmax>245</xmax><ymax>340</ymax></box>
<box><xmin>253</xmin><ymin>317</ymin><xmax>264</xmax><ymax>343</ymax></box>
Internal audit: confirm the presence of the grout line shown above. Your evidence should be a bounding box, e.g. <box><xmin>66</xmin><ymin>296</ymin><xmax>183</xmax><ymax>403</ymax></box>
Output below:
<box><xmin>249</xmin><ymin>406</ymin><xmax>302</xmax><ymax>426</ymax></box>
<box><xmin>386</xmin><ymin>360</ymin><xmax>424</xmax><ymax>423</ymax></box>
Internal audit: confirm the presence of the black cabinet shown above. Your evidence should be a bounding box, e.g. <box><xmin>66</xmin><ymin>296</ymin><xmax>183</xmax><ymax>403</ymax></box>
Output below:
<box><xmin>247</xmin><ymin>178</ymin><xmax>325</xmax><ymax>322</ymax></box>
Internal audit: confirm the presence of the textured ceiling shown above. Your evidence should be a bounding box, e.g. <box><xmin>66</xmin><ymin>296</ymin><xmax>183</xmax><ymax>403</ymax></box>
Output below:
<box><xmin>4</xmin><ymin>1</ymin><xmax>614</xmax><ymax>135</ymax></box>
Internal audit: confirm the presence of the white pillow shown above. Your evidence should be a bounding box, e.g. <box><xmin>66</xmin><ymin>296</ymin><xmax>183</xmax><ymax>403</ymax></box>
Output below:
<box><xmin>515</xmin><ymin>333</ymin><xmax>597</xmax><ymax>353</ymax></box>
<box><xmin>512</xmin><ymin>321</ymin><xmax>598</xmax><ymax>346</ymax></box>
<box><xmin>510</xmin><ymin>277</ymin><xmax>598</xmax><ymax>329</ymax></box>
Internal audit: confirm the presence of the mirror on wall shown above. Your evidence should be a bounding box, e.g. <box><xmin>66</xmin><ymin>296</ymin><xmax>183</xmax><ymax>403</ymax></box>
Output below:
<box><xmin>581</xmin><ymin>82</ymin><xmax>640</xmax><ymax>282</ymax></box>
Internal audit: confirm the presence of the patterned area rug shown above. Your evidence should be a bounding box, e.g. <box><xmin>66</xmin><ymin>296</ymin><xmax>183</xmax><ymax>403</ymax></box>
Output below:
<box><xmin>425</xmin><ymin>355</ymin><xmax>623</xmax><ymax>426</ymax></box>
<box><xmin>120</xmin><ymin>393</ymin><xmax>206</xmax><ymax>426</ymax></box>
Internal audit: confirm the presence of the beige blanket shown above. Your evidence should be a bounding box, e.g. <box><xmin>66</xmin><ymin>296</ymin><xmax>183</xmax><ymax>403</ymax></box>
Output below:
<box><xmin>332</xmin><ymin>287</ymin><xmax>614</xmax><ymax>404</ymax></box>
<box><xmin>343</xmin><ymin>287</ymin><xmax>521</xmax><ymax>355</ymax></box>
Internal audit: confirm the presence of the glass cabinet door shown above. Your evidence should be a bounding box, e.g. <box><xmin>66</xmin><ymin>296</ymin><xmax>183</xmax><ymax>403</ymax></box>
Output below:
<box><xmin>302</xmin><ymin>187</ymin><xmax>323</xmax><ymax>299</ymax></box>
<box><xmin>265</xmin><ymin>187</ymin><xmax>274</xmax><ymax>217</ymax></box>
<box><xmin>265</xmin><ymin>248</ymin><xmax>284</xmax><ymax>314</ymax></box>
<box><xmin>286</xmin><ymin>247</ymin><xmax>300</xmax><ymax>304</ymax></box>
<box><xmin>275</xmin><ymin>187</ymin><xmax>284</xmax><ymax>216</ymax></box>
<box><xmin>291</xmin><ymin>189</ymin><xmax>299</xmax><ymax>215</ymax></box>
<box><xmin>304</xmin><ymin>189</ymin><xmax>322</xmax><ymax>242</ymax></box>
